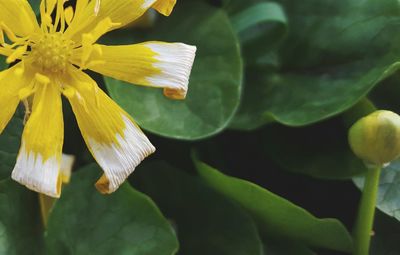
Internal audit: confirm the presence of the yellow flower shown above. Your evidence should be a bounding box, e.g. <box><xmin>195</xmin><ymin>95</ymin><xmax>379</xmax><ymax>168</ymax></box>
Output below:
<box><xmin>0</xmin><ymin>0</ymin><xmax>196</xmax><ymax>197</ymax></box>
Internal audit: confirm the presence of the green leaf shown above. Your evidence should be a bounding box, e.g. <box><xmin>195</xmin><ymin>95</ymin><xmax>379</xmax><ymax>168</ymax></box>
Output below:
<box><xmin>106</xmin><ymin>0</ymin><xmax>242</xmax><ymax>140</ymax></box>
<box><xmin>370</xmin><ymin>212</ymin><xmax>400</xmax><ymax>255</ymax></box>
<box><xmin>132</xmin><ymin>161</ymin><xmax>263</xmax><ymax>255</ymax></box>
<box><xmin>46</xmin><ymin>164</ymin><xmax>178</xmax><ymax>255</ymax></box>
<box><xmin>228</xmin><ymin>1</ymin><xmax>287</xmax><ymax>65</ymax></box>
<box><xmin>28</xmin><ymin>0</ymin><xmax>40</xmax><ymax>15</ymax></box>
<box><xmin>354</xmin><ymin>159</ymin><xmax>400</xmax><ymax>222</ymax></box>
<box><xmin>259</xmin><ymin>98</ymin><xmax>377</xmax><ymax>179</ymax></box>
<box><xmin>261</xmin><ymin>98</ymin><xmax>378</xmax><ymax>179</ymax></box>
<box><xmin>230</xmin><ymin>0</ymin><xmax>400</xmax><ymax>130</ymax></box>
<box><xmin>194</xmin><ymin>158</ymin><xmax>353</xmax><ymax>252</ymax></box>
<box><xmin>0</xmin><ymin>179</ymin><xmax>43</xmax><ymax>255</ymax></box>
<box><xmin>0</xmin><ymin>56</ymin><xmax>7</xmax><ymax>70</ymax></box>
<box><xmin>262</xmin><ymin>122</ymin><xmax>365</xmax><ymax>180</ymax></box>
<box><xmin>263</xmin><ymin>241</ymin><xmax>316</xmax><ymax>255</ymax></box>
<box><xmin>0</xmin><ymin>111</ymin><xmax>23</xmax><ymax>179</ymax></box>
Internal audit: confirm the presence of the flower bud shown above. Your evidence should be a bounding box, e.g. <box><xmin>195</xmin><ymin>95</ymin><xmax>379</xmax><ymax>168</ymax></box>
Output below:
<box><xmin>348</xmin><ymin>110</ymin><xmax>400</xmax><ymax>167</ymax></box>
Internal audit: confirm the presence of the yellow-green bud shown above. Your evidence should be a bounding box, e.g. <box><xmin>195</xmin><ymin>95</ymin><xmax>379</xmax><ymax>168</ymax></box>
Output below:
<box><xmin>349</xmin><ymin>110</ymin><xmax>400</xmax><ymax>167</ymax></box>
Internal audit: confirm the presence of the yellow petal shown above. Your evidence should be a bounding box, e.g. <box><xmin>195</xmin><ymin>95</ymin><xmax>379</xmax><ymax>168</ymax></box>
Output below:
<box><xmin>60</xmin><ymin>153</ymin><xmax>75</xmax><ymax>184</ymax></box>
<box><xmin>126</xmin><ymin>9</ymin><xmax>157</xmax><ymax>28</ymax></box>
<box><xmin>152</xmin><ymin>0</ymin><xmax>176</xmax><ymax>16</ymax></box>
<box><xmin>0</xmin><ymin>0</ymin><xmax>39</xmax><ymax>37</ymax></box>
<box><xmin>12</xmin><ymin>83</ymin><xmax>64</xmax><ymax>198</ymax></box>
<box><xmin>0</xmin><ymin>64</ymin><xmax>33</xmax><ymax>134</ymax></box>
<box><xmin>65</xmin><ymin>0</ymin><xmax>158</xmax><ymax>42</ymax></box>
<box><xmin>63</xmin><ymin>67</ymin><xmax>155</xmax><ymax>194</ymax></box>
<box><xmin>72</xmin><ymin>42</ymin><xmax>196</xmax><ymax>99</ymax></box>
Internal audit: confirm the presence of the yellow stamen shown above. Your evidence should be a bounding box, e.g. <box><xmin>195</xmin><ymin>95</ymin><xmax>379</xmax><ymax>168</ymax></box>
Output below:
<box><xmin>19</xmin><ymin>86</ymin><xmax>36</xmax><ymax>100</ymax></box>
<box><xmin>53</xmin><ymin>0</ymin><xmax>66</xmax><ymax>33</ymax></box>
<box><xmin>40</xmin><ymin>1</ymin><xmax>52</xmax><ymax>32</ymax></box>
<box><xmin>0</xmin><ymin>47</ymin><xmax>13</xmax><ymax>57</ymax></box>
<box><xmin>64</xmin><ymin>6</ymin><xmax>74</xmax><ymax>25</ymax></box>
<box><xmin>35</xmin><ymin>73</ymin><xmax>51</xmax><ymax>85</ymax></box>
<box><xmin>0</xmin><ymin>29</ymin><xmax>4</xmax><ymax>46</ymax></box>
<box><xmin>83</xmin><ymin>18</ymin><xmax>120</xmax><ymax>45</ymax></box>
<box><xmin>6</xmin><ymin>45</ymin><xmax>27</xmax><ymax>63</ymax></box>
<box><xmin>79</xmin><ymin>18</ymin><xmax>119</xmax><ymax>69</ymax></box>
<box><xmin>95</xmin><ymin>0</ymin><xmax>101</xmax><ymax>15</ymax></box>
<box><xmin>1</xmin><ymin>22</ymin><xmax>20</xmax><ymax>43</ymax></box>
<box><xmin>30</xmin><ymin>33</ymin><xmax>74</xmax><ymax>73</ymax></box>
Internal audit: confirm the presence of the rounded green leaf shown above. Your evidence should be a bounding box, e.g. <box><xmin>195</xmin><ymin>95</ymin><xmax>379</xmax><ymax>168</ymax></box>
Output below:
<box><xmin>46</xmin><ymin>164</ymin><xmax>178</xmax><ymax>255</ymax></box>
<box><xmin>0</xmin><ymin>179</ymin><xmax>43</xmax><ymax>255</ymax></box>
<box><xmin>194</xmin><ymin>157</ymin><xmax>353</xmax><ymax>252</ymax></box>
<box><xmin>231</xmin><ymin>0</ymin><xmax>400</xmax><ymax>130</ymax></box>
<box><xmin>132</xmin><ymin>161</ymin><xmax>263</xmax><ymax>255</ymax></box>
<box><xmin>228</xmin><ymin>1</ymin><xmax>288</xmax><ymax>65</ymax></box>
<box><xmin>106</xmin><ymin>1</ymin><xmax>242</xmax><ymax>140</ymax></box>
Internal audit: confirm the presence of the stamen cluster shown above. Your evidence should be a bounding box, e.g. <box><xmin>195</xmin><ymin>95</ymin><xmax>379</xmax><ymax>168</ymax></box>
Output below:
<box><xmin>30</xmin><ymin>33</ymin><xmax>74</xmax><ymax>73</ymax></box>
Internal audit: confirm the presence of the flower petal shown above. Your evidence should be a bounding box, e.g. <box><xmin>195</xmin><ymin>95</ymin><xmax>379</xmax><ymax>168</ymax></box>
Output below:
<box><xmin>0</xmin><ymin>0</ymin><xmax>39</xmax><ymax>37</ymax></box>
<box><xmin>65</xmin><ymin>0</ymin><xmax>158</xmax><ymax>41</ymax></box>
<box><xmin>12</xmin><ymin>82</ymin><xmax>64</xmax><ymax>198</ymax></box>
<box><xmin>72</xmin><ymin>42</ymin><xmax>196</xmax><ymax>99</ymax></box>
<box><xmin>63</xmin><ymin>67</ymin><xmax>155</xmax><ymax>194</ymax></box>
<box><xmin>60</xmin><ymin>153</ymin><xmax>75</xmax><ymax>184</ymax></box>
<box><xmin>0</xmin><ymin>64</ymin><xmax>32</xmax><ymax>134</ymax></box>
<box><xmin>152</xmin><ymin>0</ymin><xmax>176</xmax><ymax>16</ymax></box>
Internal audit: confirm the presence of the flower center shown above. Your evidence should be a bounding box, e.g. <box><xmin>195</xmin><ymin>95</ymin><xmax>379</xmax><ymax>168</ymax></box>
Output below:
<box><xmin>30</xmin><ymin>32</ymin><xmax>74</xmax><ymax>73</ymax></box>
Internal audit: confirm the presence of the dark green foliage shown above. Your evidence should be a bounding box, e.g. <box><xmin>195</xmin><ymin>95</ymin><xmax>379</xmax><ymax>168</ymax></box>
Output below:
<box><xmin>2</xmin><ymin>0</ymin><xmax>400</xmax><ymax>254</ymax></box>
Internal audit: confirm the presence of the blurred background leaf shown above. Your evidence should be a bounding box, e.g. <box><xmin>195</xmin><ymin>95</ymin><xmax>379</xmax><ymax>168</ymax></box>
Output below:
<box><xmin>370</xmin><ymin>211</ymin><xmax>400</xmax><ymax>255</ymax></box>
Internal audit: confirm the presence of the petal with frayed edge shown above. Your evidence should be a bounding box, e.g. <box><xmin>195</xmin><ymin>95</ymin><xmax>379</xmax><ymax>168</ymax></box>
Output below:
<box><xmin>152</xmin><ymin>0</ymin><xmax>176</xmax><ymax>16</ymax></box>
<box><xmin>65</xmin><ymin>0</ymin><xmax>158</xmax><ymax>42</ymax></box>
<box><xmin>63</xmin><ymin>67</ymin><xmax>155</xmax><ymax>194</ymax></box>
<box><xmin>72</xmin><ymin>42</ymin><xmax>196</xmax><ymax>99</ymax></box>
<box><xmin>0</xmin><ymin>64</ymin><xmax>33</xmax><ymax>134</ymax></box>
<box><xmin>0</xmin><ymin>0</ymin><xmax>39</xmax><ymax>37</ymax></box>
<box><xmin>12</xmin><ymin>82</ymin><xmax>64</xmax><ymax>198</ymax></box>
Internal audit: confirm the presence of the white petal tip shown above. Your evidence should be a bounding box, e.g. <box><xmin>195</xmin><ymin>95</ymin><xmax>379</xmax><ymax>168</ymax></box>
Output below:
<box><xmin>90</xmin><ymin>116</ymin><xmax>155</xmax><ymax>194</ymax></box>
<box><xmin>12</xmin><ymin>150</ymin><xmax>61</xmax><ymax>198</ymax></box>
<box><xmin>146</xmin><ymin>43</ymin><xmax>197</xmax><ymax>100</ymax></box>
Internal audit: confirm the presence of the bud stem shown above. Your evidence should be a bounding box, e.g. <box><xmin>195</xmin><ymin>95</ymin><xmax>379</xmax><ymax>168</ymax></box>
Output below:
<box><xmin>353</xmin><ymin>166</ymin><xmax>381</xmax><ymax>255</ymax></box>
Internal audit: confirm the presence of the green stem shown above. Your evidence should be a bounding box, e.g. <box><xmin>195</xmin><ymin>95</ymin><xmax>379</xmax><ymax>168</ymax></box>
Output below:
<box><xmin>354</xmin><ymin>166</ymin><xmax>381</xmax><ymax>255</ymax></box>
